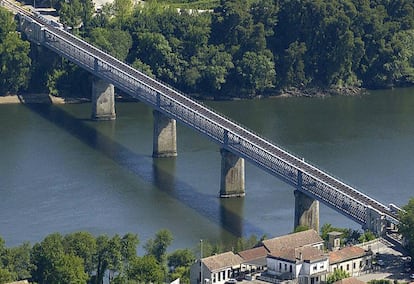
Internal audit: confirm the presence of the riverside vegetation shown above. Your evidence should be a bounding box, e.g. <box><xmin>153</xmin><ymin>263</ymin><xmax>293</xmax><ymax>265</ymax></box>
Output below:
<box><xmin>0</xmin><ymin>0</ymin><xmax>413</xmax><ymax>99</ymax></box>
<box><xmin>2</xmin><ymin>214</ymin><xmax>413</xmax><ymax>284</ymax></box>
<box><xmin>0</xmin><ymin>227</ymin><xmax>376</xmax><ymax>284</ymax></box>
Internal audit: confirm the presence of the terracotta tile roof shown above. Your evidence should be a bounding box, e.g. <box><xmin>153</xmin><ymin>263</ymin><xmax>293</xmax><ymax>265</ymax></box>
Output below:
<box><xmin>329</xmin><ymin>246</ymin><xmax>368</xmax><ymax>264</ymax></box>
<box><xmin>202</xmin><ymin>251</ymin><xmax>243</xmax><ymax>272</ymax></box>
<box><xmin>238</xmin><ymin>246</ymin><xmax>269</xmax><ymax>262</ymax></box>
<box><xmin>269</xmin><ymin>246</ymin><xmax>327</xmax><ymax>263</ymax></box>
<box><xmin>334</xmin><ymin>277</ymin><xmax>365</xmax><ymax>284</ymax></box>
<box><xmin>262</xmin><ymin>229</ymin><xmax>323</xmax><ymax>253</ymax></box>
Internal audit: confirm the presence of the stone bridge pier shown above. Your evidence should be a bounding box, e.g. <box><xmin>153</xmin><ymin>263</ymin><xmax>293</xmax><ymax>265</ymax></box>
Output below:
<box><xmin>152</xmin><ymin>110</ymin><xmax>177</xmax><ymax>158</ymax></box>
<box><xmin>294</xmin><ymin>190</ymin><xmax>319</xmax><ymax>232</ymax></box>
<box><xmin>220</xmin><ymin>149</ymin><xmax>245</xmax><ymax>198</ymax></box>
<box><xmin>91</xmin><ymin>78</ymin><xmax>116</xmax><ymax>120</ymax></box>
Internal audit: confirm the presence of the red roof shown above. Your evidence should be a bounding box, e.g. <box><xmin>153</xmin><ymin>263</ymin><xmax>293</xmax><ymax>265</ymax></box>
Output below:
<box><xmin>329</xmin><ymin>246</ymin><xmax>369</xmax><ymax>264</ymax></box>
<box><xmin>262</xmin><ymin>229</ymin><xmax>323</xmax><ymax>253</ymax></box>
<box><xmin>238</xmin><ymin>246</ymin><xmax>269</xmax><ymax>262</ymax></box>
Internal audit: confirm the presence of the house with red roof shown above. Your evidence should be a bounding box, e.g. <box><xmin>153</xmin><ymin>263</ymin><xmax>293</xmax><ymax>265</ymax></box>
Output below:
<box><xmin>266</xmin><ymin>246</ymin><xmax>329</xmax><ymax>284</ymax></box>
<box><xmin>190</xmin><ymin>251</ymin><xmax>243</xmax><ymax>284</ymax></box>
<box><xmin>328</xmin><ymin>246</ymin><xmax>373</xmax><ymax>277</ymax></box>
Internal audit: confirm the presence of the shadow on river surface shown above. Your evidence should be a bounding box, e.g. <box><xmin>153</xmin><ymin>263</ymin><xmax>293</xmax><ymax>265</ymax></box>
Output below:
<box><xmin>24</xmin><ymin>103</ymin><xmax>265</xmax><ymax>242</ymax></box>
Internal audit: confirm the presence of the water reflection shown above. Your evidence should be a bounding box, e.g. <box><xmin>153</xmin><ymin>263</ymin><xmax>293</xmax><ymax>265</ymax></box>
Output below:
<box><xmin>220</xmin><ymin>198</ymin><xmax>244</xmax><ymax>237</ymax></box>
<box><xmin>24</xmin><ymin>104</ymin><xmax>260</xmax><ymax>242</ymax></box>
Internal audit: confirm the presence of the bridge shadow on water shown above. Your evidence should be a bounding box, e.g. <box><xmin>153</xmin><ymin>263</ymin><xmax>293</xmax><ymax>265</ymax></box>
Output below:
<box><xmin>24</xmin><ymin>103</ymin><xmax>265</xmax><ymax>241</ymax></box>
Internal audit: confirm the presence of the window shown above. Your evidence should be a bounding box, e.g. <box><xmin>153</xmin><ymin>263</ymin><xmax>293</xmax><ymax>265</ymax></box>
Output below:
<box><xmin>279</xmin><ymin>263</ymin><xmax>282</xmax><ymax>270</ymax></box>
<box><xmin>353</xmin><ymin>262</ymin><xmax>356</xmax><ymax>269</ymax></box>
<box><xmin>320</xmin><ymin>264</ymin><xmax>324</xmax><ymax>269</ymax></box>
<box><xmin>285</xmin><ymin>263</ymin><xmax>287</xmax><ymax>271</ymax></box>
<box><xmin>228</xmin><ymin>270</ymin><xmax>231</xmax><ymax>278</ymax></box>
<box><xmin>218</xmin><ymin>272</ymin><xmax>221</xmax><ymax>281</ymax></box>
<box><xmin>360</xmin><ymin>261</ymin><xmax>363</xmax><ymax>268</ymax></box>
<box><xmin>212</xmin><ymin>273</ymin><xmax>216</xmax><ymax>283</ymax></box>
<box><xmin>346</xmin><ymin>264</ymin><xmax>349</xmax><ymax>271</ymax></box>
<box><xmin>290</xmin><ymin>265</ymin><xmax>292</xmax><ymax>273</ymax></box>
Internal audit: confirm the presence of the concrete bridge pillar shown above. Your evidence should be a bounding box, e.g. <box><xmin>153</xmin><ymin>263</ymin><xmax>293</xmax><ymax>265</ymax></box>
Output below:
<box><xmin>220</xmin><ymin>149</ymin><xmax>245</xmax><ymax>198</ymax></box>
<box><xmin>294</xmin><ymin>190</ymin><xmax>319</xmax><ymax>232</ymax></box>
<box><xmin>91</xmin><ymin>78</ymin><xmax>116</xmax><ymax>120</ymax></box>
<box><xmin>152</xmin><ymin>110</ymin><xmax>177</xmax><ymax>158</ymax></box>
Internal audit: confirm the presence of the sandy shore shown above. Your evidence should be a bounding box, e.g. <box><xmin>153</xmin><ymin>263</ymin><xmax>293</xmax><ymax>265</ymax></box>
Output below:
<box><xmin>0</xmin><ymin>94</ymin><xmax>86</xmax><ymax>104</ymax></box>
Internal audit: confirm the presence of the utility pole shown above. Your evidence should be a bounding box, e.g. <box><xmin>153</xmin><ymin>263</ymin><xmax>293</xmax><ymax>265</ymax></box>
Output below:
<box><xmin>200</xmin><ymin>239</ymin><xmax>203</xmax><ymax>284</ymax></box>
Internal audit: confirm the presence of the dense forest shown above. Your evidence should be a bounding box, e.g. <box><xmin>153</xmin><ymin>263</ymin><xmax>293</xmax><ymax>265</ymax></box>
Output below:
<box><xmin>0</xmin><ymin>0</ymin><xmax>414</xmax><ymax>98</ymax></box>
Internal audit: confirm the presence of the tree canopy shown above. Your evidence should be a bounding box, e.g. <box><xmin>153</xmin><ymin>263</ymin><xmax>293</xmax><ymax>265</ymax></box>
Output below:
<box><xmin>399</xmin><ymin>198</ymin><xmax>414</xmax><ymax>259</ymax></box>
<box><xmin>2</xmin><ymin>0</ymin><xmax>414</xmax><ymax>98</ymax></box>
<box><xmin>0</xmin><ymin>7</ymin><xmax>31</xmax><ymax>95</ymax></box>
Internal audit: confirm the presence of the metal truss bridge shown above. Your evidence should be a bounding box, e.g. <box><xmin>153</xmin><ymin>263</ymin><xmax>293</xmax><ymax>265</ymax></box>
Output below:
<box><xmin>2</xmin><ymin>0</ymin><xmax>401</xmax><ymax>233</ymax></box>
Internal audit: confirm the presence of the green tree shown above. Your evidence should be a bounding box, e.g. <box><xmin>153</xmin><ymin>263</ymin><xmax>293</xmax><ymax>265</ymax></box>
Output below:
<box><xmin>0</xmin><ymin>8</ymin><xmax>15</xmax><ymax>40</ymax></box>
<box><xmin>169</xmin><ymin>266</ymin><xmax>190</xmax><ymax>284</ymax></box>
<box><xmin>211</xmin><ymin>0</ymin><xmax>253</xmax><ymax>52</ymax></box>
<box><xmin>167</xmin><ymin>249</ymin><xmax>194</xmax><ymax>284</ymax></box>
<box><xmin>0</xmin><ymin>268</ymin><xmax>14</xmax><ymax>283</ymax></box>
<box><xmin>63</xmin><ymin>231</ymin><xmax>97</xmax><ymax>276</ymax></box>
<box><xmin>399</xmin><ymin>198</ymin><xmax>414</xmax><ymax>258</ymax></box>
<box><xmin>0</xmin><ymin>8</ymin><xmax>31</xmax><ymax>95</ymax></box>
<box><xmin>358</xmin><ymin>231</ymin><xmax>376</xmax><ymax>243</ymax></box>
<box><xmin>236</xmin><ymin>51</ymin><xmax>276</xmax><ymax>96</ymax></box>
<box><xmin>187</xmin><ymin>44</ymin><xmax>233</xmax><ymax>94</ymax></box>
<box><xmin>53</xmin><ymin>253</ymin><xmax>89</xmax><ymax>284</ymax></box>
<box><xmin>144</xmin><ymin>229</ymin><xmax>173</xmax><ymax>264</ymax></box>
<box><xmin>127</xmin><ymin>255</ymin><xmax>164</xmax><ymax>283</ymax></box>
<box><xmin>168</xmin><ymin>249</ymin><xmax>195</xmax><ymax>269</ymax></box>
<box><xmin>113</xmin><ymin>0</ymin><xmax>134</xmax><ymax>27</ymax></box>
<box><xmin>3</xmin><ymin>242</ymin><xmax>33</xmax><ymax>280</ymax></box>
<box><xmin>327</xmin><ymin>268</ymin><xmax>350</xmax><ymax>284</ymax></box>
<box><xmin>93</xmin><ymin>235</ymin><xmax>110</xmax><ymax>284</ymax></box>
<box><xmin>30</xmin><ymin>233</ymin><xmax>65</xmax><ymax>284</ymax></box>
<box><xmin>281</xmin><ymin>41</ymin><xmax>308</xmax><ymax>87</ymax></box>
<box><xmin>88</xmin><ymin>28</ymin><xmax>132</xmax><ymax>61</ymax></box>
<box><xmin>46</xmin><ymin>61</ymin><xmax>91</xmax><ymax>98</ymax></box>
<box><xmin>59</xmin><ymin>0</ymin><xmax>83</xmax><ymax>29</ymax></box>
<box><xmin>30</xmin><ymin>233</ymin><xmax>87</xmax><ymax>284</ymax></box>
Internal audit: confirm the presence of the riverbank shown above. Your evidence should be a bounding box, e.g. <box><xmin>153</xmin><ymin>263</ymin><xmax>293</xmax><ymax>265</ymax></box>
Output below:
<box><xmin>0</xmin><ymin>86</ymin><xmax>366</xmax><ymax>104</ymax></box>
<box><xmin>0</xmin><ymin>93</ymin><xmax>89</xmax><ymax>104</ymax></box>
<box><xmin>277</xmin><ymin>86</ymin><xmax>365</xmax><ymax>98</ymax></box>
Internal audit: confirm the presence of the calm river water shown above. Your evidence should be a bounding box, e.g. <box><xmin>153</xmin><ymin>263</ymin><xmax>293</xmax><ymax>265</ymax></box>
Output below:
<box><xmin>1</xmin><ymin>87</ymin><xmax>414</xmax><ymax>251</ymax></box>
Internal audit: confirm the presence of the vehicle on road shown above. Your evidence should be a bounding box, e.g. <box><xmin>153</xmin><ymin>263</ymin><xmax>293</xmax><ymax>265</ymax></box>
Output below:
<box><xmin>225</xmin><ymin>279</ymin><xmax>237</xmax><ymax>284</ymax></box>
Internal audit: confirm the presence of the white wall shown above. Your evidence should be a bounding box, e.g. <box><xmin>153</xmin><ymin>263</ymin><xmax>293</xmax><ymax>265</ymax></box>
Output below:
<box><xmin>329</xmin><ymin>255</ymin><xmax>371</xmax><ymax>277</ymax></box>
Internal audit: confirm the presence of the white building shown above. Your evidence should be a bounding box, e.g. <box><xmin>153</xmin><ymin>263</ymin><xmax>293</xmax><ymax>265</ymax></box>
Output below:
<box><xmin>329</xmin><ymin>246</ymin><xmax>373</xmax><ymax>277</ymax></box>
<box><xmin>190</xmin><ymin>251</ymin><xmax>242</xmax><ymax>284</ymax></box>
<box><xmin>267</xmin><ymin>246</ymin><xmax>329</xmax><ymax>284</ymax></box>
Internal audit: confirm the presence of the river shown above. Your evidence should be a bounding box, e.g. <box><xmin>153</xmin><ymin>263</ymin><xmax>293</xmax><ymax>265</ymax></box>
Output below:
<box><xmin>1</xmin><ymin>87</ymin><xmax>413</xmax><ymax>251</ymax></box>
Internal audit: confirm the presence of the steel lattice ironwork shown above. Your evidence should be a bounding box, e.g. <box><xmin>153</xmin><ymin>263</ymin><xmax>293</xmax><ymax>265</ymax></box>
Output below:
<box><xmin>2</xmin><ymin>0</ymin><xmax>401</xmax><ymax>233</ymax></box>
